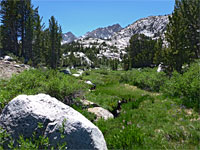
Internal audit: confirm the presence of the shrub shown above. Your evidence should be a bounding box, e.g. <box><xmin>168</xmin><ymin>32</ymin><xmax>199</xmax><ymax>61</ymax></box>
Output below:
<box><xmin>161</xmin><ymin>62</ymin><xmax>200</xmax><ymax>111</ymax></box>
<box><xmin>0</xmin><ymin>69</ymin><xmax>88</xmax><ymax>111</ymax></box>
<box><xmin>120</xmin><ymin>68</ymin><xmax>168</xmax><ymax>92</ymax></box>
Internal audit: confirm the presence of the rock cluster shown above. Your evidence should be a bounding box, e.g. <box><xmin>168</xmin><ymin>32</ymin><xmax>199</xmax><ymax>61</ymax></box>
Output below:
<box><xmin>0</xmin><ymin>56</ymin><xmax>30</xmax><ymax>79</ymax></box>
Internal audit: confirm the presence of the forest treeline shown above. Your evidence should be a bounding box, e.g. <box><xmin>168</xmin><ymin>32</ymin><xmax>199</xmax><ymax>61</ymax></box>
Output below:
<box><xmin>125</xmin><ymin>0</ymin><xmax>199</xmax><ymax>74</ymax></box>
<box><xmin>0</xmin><ymin>0</ymin><xmax>199</xmax><ymax>74</ymax></box>
<box><xmin>0</xmin><ymin>0</ymin><xmax>62</xmax><ymax>68</ymax></box>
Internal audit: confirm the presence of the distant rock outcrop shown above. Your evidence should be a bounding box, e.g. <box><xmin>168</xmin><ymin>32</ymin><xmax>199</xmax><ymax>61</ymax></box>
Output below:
<box><xmin>0</xmin><ymin>94</ymin><xmax>107</xmax><ymax>150</ymax></box>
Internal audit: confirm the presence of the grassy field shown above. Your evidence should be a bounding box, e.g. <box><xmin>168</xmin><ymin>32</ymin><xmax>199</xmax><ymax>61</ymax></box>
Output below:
<box><xmin>0</xmin><ymin>65</ymin><xmax>199</xmax><ymax>149</ymax></box>
<box><xmin>82</xmin><ymin>69</ymin><xmax>200</xmax><ymax>150</ymax></box>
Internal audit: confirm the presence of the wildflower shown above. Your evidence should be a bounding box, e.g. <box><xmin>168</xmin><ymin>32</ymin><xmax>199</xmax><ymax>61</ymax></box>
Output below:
<box><xmin>127</xmin><ymin>121</ymin><xmax>132</xmax><ymax>125</ymax></box>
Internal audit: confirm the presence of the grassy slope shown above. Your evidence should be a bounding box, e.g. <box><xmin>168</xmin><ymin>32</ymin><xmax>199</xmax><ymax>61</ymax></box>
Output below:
<box><xmin>82</xmin><ymin>69</ymin><xmax>200</xmax><ymax>149</ymax></box>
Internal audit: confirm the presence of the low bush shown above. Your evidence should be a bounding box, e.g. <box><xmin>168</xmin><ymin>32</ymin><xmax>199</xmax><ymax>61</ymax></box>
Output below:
<box><xmin>120</xmin><ymin>68</ymin><xmax>168</xmax><ymax>92</ymax></box>
<box><xmin>0</xmin><ymin>69</ymin><xmax>89</xmax><ymax>112</ymax></box>
<box><xmin>161</xmin><ymin>62</ymin><xmax>200</xmax><ymax>111</ymax></box>
<box><xmin>82</xmin><ymin>69</ymin><xmax>120</xmax><ymax>86</ymax></box>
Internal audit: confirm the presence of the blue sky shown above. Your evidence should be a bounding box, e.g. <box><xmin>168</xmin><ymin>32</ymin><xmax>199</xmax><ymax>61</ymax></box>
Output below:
<box><xmin>32</xmin><ymin>0</ymin><xmax>175</xmax><ymax>37</ymax></box>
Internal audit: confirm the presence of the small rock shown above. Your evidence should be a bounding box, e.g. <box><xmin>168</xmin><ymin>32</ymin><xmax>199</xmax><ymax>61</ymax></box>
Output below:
<box><xmin>88</xmin><ymin>107</ymin><xmax>114</xmax><ymax>121</ymax></box>
<box><xmin>14</xmin><ymin>65</ymin><xmax>21</xmax><ymax>68</ymax></box>
<box><xmin>25</xmin><ymin>65</ymin><xmax>30</xmax><ymax>69</ymax></box>
<box><xmin>3</xmin><ymin>61</ymin><xmax>10</xmax><ymax>64</ymax></box>
<box><xmin>85</xmin><ymin>80</ymin><xmax>93</xmax><ymax>85</ymax></box>
<box><xmin>60</xmin><ymin>69</ymin><xmax>71</xmax><ymax>75</ymax></box>
<box><xmin>157</xmin><ymin>64</ymin><xmax>163</xmax><ymax>72</ymax></box>
<box><xmin>85</xmin><ymin>80</ymin><xmax>96</xmax><ymax>90</ymax></box>
<box><xmin>19</xmin><ymin>64</ymin><xmax>25</xmax><ymax>67</ymax></box>
<box><xmin>4</xmin><ymin>56</ymin><xmax>13</xmax><ymax>61</ymax></box>
<box><xmin>72</xmin><ymin>74</ymin><xmax>81</xmax><ymax>77</ymax></box>
<box><xmin>77</xmin><ymin>70</ymin><xmax>84</xmax><ymax>75</ymax></box>
<box><xmin>80</xmin><ymin>99</ymin><xmax>99</xmax><ymax>107</ymax></box>
<box><xmin>80</xmin><ymin>99</ymin><xmax>95</xmax><ymax>106</ymax></box>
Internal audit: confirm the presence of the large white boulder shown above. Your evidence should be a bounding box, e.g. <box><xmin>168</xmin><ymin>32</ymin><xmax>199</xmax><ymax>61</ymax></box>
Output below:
<box><xmin>0</xmin><ymin>94</ymin><xmax>107</xmax><ymax>150</ymax></box>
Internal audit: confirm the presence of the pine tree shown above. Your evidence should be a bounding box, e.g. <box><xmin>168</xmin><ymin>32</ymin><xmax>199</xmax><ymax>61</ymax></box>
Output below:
<box><xmin>128</xmin><ymin>34</ymin><xmax>157</xmax><ymax>68</ymax></box>
<box><xmin>24</xmin><ymin>0</ymin><xmax>34</xmax><ymax>62</ymax></box>
<box><xmin>164</xmin><ymin>0</ymin><xmax>200</xmax><ymax>73</ymax></box>
<box><xmin>153</xmin><ymin>38</ymin><xmax>164</xmax><ymax>65</ymax></box>
<box><xmin>0</xmin><ymin>0</ymin><xmax>19</xmax><ymax>56</ymax></box>
<box><xmin>41</xmin><ymin>29</ymin><xmax>50</xmax><ymax>66</ymax></box>
<box><xmin>180</xmin><ymin>0</ymin><xmax>200</xmax><ymax>59</ymax></box>
<box><xmin>18</xmin><ymin>0</ymin><xmax>26</xmax><ymax>58</ymax></box>
<box><xmin>49</xmin><ymin>16</ymin><xmax>62</xmax><ymax>69</ymax></box>
<box><xmin>32</xmin><ymin>12</ymin><xmax>43</xmax><ymax>66</ymax></box>
<box><xmin>0</xmin><ymin>25</ymin><xmax>2</xmax><ymax>55</ymax></box>
<box><xmin>56</xmin><ymin>25</ymin><xmax>62</xmax><ymax>67</ymax></box>
<box><xmin>1</xmin><ymin>0</ymin><xmax>63</xmax><ymax>68</ymax></box>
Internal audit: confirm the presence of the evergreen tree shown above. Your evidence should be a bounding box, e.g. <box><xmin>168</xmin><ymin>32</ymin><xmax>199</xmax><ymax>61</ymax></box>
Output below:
<box><xmin>56</xmin><ymin>25</ymin><xmax>62</xmax><ymax>67</ymax></box>
<box><xmin>49</xmin><ymin>16</ymin><xmax>62</xmax><ymax>69</ymax></box>
<box><xmin>32</xmin><ymin>12</ymin><xmax>43</xmax><ymax>66</ymax></box>
<box><xmin>18</xmin><ymin>0</ymin><xmax>26</xmax><ymax>58</ymax></box>
<box><xmin>153</xmin><ymin>38</ymin><xmax>164</xmax><ymax>65</ymax></box>
<box><xmin>164</xmin><ymin>0</ymin><xmax>200</xmax><ymax>73</ymax></box>
<box><xmin>1</xmin><ymin>0</ymin><xmax>63</xmax><ymax>68</ymax></box>
<box><xmin>180</xmin><ymin>0</ymin><xmax>200</xmax><ymax>59</ymax></box>
<box><xmin>0</xmin><ymin>0</ymin><xmax>19</xmax><ymax>56</ymax></box>
<box><xmin>0</xmin><ymin>25</ymin><xmax>2</xmax><ymax>55</ymax></box>
<box><xmin>41</xmin><ymin>29</ymin><xmax>50</xmax><ymax>66</ymax></box>
<box><xmin>24</xmin><ymin>0</ymin><xmax>34</xmax><ymax>62</ymax></box>
<box><xmin>128</xmin><ymin>34</ymin><xmax>157</xmax><ymax>68</ymax></box>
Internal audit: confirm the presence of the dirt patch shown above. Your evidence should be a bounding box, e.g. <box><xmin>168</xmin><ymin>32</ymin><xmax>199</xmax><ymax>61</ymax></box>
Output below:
<box><xmin>124</xmin><ymin>84</ymin><xmax>160</xmax><ymax>96</ymax></box>
<box><xmin>0</xmin><ymin>59</ymin><xmax>30</xmax><ymax>79</ymax></box>
<box><xmin>124</xmin><ymin>84</ymin><xmax>138</xmax><ymax>90</ymax></box>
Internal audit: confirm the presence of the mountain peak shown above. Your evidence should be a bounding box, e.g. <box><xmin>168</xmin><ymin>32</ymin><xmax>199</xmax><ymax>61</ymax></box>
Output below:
<box><xmin>62</xmin><ymin>32</ymin><xmax>77</xmax><ymax>44</ymax></box>
<box><xmin>82</xmin><ymin>23</ymin><xmax>122</xmax><ymax>40</ymax></box>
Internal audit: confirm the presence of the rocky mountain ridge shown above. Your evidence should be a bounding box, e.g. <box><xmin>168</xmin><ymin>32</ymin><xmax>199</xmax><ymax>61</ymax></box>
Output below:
<box><xmin>111</xmin><ymin>15</ymin><xmax>169</xmax><ymax>50</ymax></box>
<box><xmin>62</xmin><ymin>15</ymin><xmax>170</xmax><ymax>64</ymax></box>
<box><xmin>82</xmin><ymin>24</ymin><xmax>122</xmax><ymax>40</ymax></box>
